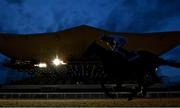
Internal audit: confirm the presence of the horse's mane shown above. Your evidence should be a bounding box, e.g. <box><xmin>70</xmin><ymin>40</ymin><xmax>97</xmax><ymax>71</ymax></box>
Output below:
<box><xmin>85</xmin><ymin>41</ymin><xmax>109</xmax><ymax>56</ymax></box>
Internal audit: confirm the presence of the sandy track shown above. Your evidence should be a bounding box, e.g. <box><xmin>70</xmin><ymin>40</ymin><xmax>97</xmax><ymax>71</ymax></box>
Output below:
<box><xmin>0</xmin><ymin>98</ymin><xmax>180</xmax><ymax>107</ymax></box>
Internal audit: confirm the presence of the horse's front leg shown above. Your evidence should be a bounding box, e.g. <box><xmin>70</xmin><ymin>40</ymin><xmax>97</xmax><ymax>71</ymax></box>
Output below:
<box><xmin>100</xmin><ymin>81</ymin><xmax>116</xmax><ymax>98</ymax></box>
<box><xmin>136</xmin><ymin>85</ymin><xmax>147</xmax><ymax>97</ymax></box>
<box><xmin>127</xmin><ymin>84</ymin><xmax>140</xmax><ymax>101</ymax></box>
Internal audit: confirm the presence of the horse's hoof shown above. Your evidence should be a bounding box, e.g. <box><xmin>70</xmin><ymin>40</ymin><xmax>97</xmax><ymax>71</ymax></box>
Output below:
<box><xmin>137</xmin><ymin>91</ymin><xmax>143</xmax><ymax>97</ymax></box>
<box><xmin>128</xmin><ymin>96</ymin><xmax>133</xmax><ymax>101</ymax></box>
<box><xmin>109</xmin><ymin>94</ymin><xmax>116</xmax><ymax>99</ymax></box>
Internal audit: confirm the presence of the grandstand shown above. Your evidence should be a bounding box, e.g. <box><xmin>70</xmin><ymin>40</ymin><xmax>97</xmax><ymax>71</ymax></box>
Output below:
<box><xmin>4</xmin><ymin>60</ymin><xmax>110</xmax><ymax>85</ymax></box>
<box><xmin>0</xmin><ymin>60</ymin><xmax>180</xmax><ymax>99</ymax></box>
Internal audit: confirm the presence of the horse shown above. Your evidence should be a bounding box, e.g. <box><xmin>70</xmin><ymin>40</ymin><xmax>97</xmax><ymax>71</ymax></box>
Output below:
<box><xmin>84</xmin><ymin>41</ymin><xmax>180</xmax><ymax>100</ymax></box>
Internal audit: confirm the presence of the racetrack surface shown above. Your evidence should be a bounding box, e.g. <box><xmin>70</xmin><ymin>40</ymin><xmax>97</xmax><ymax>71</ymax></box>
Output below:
<box><xmin>0</xmin><ymin>98</ymin><xmax>180</xmax><ymax>107</ymax></box>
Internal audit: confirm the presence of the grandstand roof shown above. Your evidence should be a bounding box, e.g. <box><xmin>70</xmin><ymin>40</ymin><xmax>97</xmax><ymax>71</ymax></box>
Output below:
<box><xmin>0</xmin><ymin>25</ymin><xmax>179</xmax><ymax>62</ymax></box>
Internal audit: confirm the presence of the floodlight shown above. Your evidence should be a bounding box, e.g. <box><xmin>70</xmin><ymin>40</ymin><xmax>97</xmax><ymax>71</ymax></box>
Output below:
<box><xmin>52</xmin><ymin>56</ymin><xmax>66</xmax><ymax>66</ymax></box>
<box><xmin>53</xmin><ymin>58</ymin><xmax>61</xmax><ymax>66</ymax></box>
<box><xmin>34</xmin><ymin>63</ymin><xmax>47</xmax><ymax>68</ymax></box>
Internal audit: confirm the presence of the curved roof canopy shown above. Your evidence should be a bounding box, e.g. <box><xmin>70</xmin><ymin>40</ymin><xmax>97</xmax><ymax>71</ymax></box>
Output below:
<box><xmin>0</xmin><ymin>25</ymin><xmax>179</xmax><ymax>63</ymax></box>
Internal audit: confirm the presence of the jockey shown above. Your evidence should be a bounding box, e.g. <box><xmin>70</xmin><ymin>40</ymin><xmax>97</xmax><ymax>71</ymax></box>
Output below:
<box><xmin>99</xmin><ymin>33</ymin><xmax>127</xmax><ymax>51</ymax></box>
<box><xmin>99</xmin><ymin>33</ymin><xmax>136</xmax><ymax>60</ymax></box>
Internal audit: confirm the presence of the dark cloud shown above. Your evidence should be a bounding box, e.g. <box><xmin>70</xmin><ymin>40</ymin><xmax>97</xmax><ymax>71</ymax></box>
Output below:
<box><xmin>157</xmin><ymin>45</ymin><xmax>180</xmax><ymax>87</ymax></box>
<box><xmin>0</xmin><ymin>0</ymin><xmax>179</xmax><ymax>34</ymax></box>
<box><xmin>102</xmin><ymin>0</ymin><xmax>180</xmax><ymax>32</ymax></box>
<box><xmin>6</xmin><ymin>0</ymin><xmax>25</xmax><ymax>5</ymax></box>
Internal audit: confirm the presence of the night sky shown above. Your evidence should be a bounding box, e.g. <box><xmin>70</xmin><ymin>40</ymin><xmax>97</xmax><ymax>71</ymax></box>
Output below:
<box><xmin>0</xmin><ymin>0</ymin><xmax>180</xmax><ymax>86</ymax></box>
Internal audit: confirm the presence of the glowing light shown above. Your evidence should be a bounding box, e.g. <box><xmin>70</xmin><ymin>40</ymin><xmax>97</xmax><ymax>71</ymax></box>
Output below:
<box><xmin>34</xmin><ymin>63</ymin><xmax>47</xmax><ymax>68</ymax></box>
<box><xmin>52</xmin><ymin>56</ymin><xmax>66</xmax><ymax>66</ymax></box>
<box><xmin>52</xmin><ymin>58</ymin><xmax>61</xmax><ymax>66</ymax></box>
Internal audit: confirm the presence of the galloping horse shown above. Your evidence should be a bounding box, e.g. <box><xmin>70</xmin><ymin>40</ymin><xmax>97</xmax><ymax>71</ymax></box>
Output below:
<box><xmin>85</xmin><ymin>41</ymin><xmax>180</xmax><ymax>100</ymax></box>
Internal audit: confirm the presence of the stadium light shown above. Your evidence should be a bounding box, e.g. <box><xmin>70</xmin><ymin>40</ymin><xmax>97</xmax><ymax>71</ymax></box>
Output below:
<box><xmin>52</xmin><ymin>55</ymin><xmax>66</xmax><ymax>66</ymax></box>
<box><xmin>34</xmin><ymin>63</ymin><xmax>47</xmax><ymax>68</ymax></box>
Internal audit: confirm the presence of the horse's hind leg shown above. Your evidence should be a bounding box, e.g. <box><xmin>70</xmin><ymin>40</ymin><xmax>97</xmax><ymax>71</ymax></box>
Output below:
<box><xmin>114</xmin><ymin>82</ymin><xmax>122</xmax><ymax>91</ymax></box>
<box><xmin>127</xmin><ymin>80</ymin><xmax>146</xmax><ymax>101</ymax></box>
